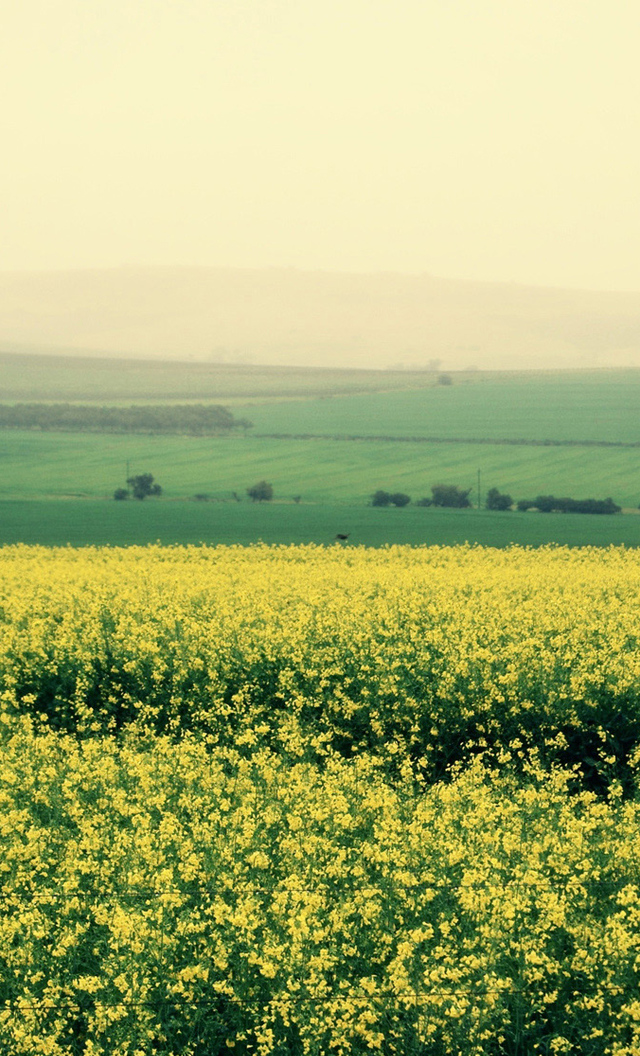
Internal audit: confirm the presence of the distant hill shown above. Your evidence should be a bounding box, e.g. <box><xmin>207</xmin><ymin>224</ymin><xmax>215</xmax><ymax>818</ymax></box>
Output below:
<box><xmin>2</xmin><ymin>266</ymin><xmax>640</xmax><ymax>370</ymax></box>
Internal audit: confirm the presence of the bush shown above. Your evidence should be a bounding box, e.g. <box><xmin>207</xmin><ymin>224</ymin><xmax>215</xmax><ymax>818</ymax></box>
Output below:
<box><xmin>247</xmin><ymin>480</ymin><xmax>274</xmax><ymax>502</ymax></box>
<box><xmin>431</xmin><ymin>484</ymin><xmax>472</xmax><ymax>508</ymax></box>
<box><xmin>533</xmin><ymin>495</ymin><xmax>557</xmax><ymax>513</ymax></box>
<box><xmin>127</xmin><ymin>473</ymin><xmax>162</xmax><ymax>500</ymax></box>
<box><xmin>437</xmin><ymin>373</ymin><xmax>453</xmax><ymax>385</ymax></box>
<box><xmin>415</xmin><ymin>497</ymin><xmax>433</xmax><ymax>507</ymax></box>
<box><xmin>113</xmin><ymin>488</ymin><xmax>129</xmax><ymax>501</ymax></box>
<box><xmin>517</xmin><ymin>499</ymin><xmax>535</xmax><ymax>511</ymax></box>
<box><xmin>371</xmin><ymin>490</ymin><xmax>392</xmax><ymax>507</ymax></box>
<box><xmin>486</xmin><ymin>487</ymin><xmax>513</xmax><ymax>511</ymax></box>
<box><xmin>390</xmin><ymin>492</ymin><xmax>411</xmax><ymax>507</ymax></box>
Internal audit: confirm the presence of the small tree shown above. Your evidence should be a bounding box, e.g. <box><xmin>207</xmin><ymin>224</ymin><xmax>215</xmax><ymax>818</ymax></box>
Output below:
<box><xmin>113</xmin><ymin>487</ymin><xmax>129</xmax><ymax>501</ymax></box>
<box><xmin>247</xmin><ymin>480</ymin><xmax>273</xmax><ymax>502</ymax></box>
<box><xmin>126</xmin><ymin>473</ymin><xmax>162</xmax><ymax>500</ymax></box>
<box><xmin>371</xmin><ymin>490</ymin><xmax>392</xmax><ymax>507</ymax></box>
<box><xmin>486</xmin><ymin>487</ymin><xmax>513</xmax><ymax>511</ymax></box>
<box><xmin>390</xmin><ymin>492</ymin><xmax>411</xmax><ymax>507</ymax></box>
<box><xmin>431</xmin><ymin>484</ymin><xmax>471</xmax><ymax>508</ymax></box>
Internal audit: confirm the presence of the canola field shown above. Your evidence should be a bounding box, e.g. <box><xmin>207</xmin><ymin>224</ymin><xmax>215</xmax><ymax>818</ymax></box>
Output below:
<box><xmin>3</xmin><ymin>543</ymin><xmax>640</xmax><ymax>1055</ymax></box>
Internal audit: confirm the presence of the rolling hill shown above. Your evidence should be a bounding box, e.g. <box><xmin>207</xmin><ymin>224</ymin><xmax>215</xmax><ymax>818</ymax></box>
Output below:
<box><xmin>2</xmin><ymin>266</ymin><xmax>640</xmax><ymax>370</ymax></box>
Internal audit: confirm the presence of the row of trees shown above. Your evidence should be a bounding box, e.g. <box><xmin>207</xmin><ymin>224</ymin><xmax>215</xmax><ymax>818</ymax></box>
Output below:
<box><xmin>4</xmin><ymin>403</ymin><xmax>251</xmax><ymax>435</ymax></box>
<box><xmin>115</xmin><ymin>476</ymin><xmax>276</xmax><ymax>502</ymax></box>
<box><xmin>117</xmin><ymin>476</ymin><xmax>621</xmax><ymax>515</ymax></box>
<box><xmin>517</xmin><ymin>495</ymin><xmax>621</xmax><ymax>515</ymax></box>
<box><xmin>371</xmin><ymin>485</ymin><xmax>622</xmax><ymax>514</ymax></box>
<box><xmin>372</xmin><ymin>485</ymin><xmax>474</xmax><ymax>508</ymax></box>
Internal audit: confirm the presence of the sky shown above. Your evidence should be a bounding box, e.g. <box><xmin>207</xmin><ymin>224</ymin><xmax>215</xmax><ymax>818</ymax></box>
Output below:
<box><xmin>2</xmin><ymin>0</ymin><xmax>640</xmax><ymax>290</ymax></box>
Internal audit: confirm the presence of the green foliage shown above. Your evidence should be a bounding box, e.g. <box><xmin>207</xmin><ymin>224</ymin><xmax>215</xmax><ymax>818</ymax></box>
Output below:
<box><xmin>390</xmin><ymin>492</ymin><xmax>411</xmax><ymax>507</ymax></box>
<box><xmin>528</xmin><ymin>494</ymin><xmax>621</xmax><ymax>514</ymax></box>
<box><xmin>431</xmin><ymin>483</ymin><xmax>472</xmax><ymax>508</ymax></box>
<box><xmin>113</xmin><ymin>487</ymin><xmax>129</xmax><ymax>501</ymax></box>
<box><xmin>247</xmin><ymin>479</ymin><xmax>273</xmax><ymax>502</ymax></box>
<box><xmin>0</xmin><ymin>402</ymin><xmax>248</xmax><ymax>434</ymax></box>
<box><xmin>126</xmin><ymin>473</ymin><xmax>162</xmax><ymax>500</ymax></box>
<box><xmin>371</xmin><ymin>490</ymin><xmax>392</xmax><ymax>506</ymax></box>
<box><xmin>486</xmin><ymin>487</ymin><xmax>513</xmax><ymax>510</ymax></box>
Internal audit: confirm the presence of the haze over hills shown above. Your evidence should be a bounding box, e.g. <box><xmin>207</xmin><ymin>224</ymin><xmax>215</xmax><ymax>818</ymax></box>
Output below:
<box><xmin>2</xmin><ymin>267</ymin><xmax>640</xmax><ymax>371</ymax></box>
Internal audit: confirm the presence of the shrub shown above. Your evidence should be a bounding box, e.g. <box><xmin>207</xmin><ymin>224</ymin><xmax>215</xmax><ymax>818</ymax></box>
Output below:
<box><xmin>486</xmin><ymin>487</ymin><xmax>513</xmax><ymax>511</ymax></box>
<box><xmin>431</xmin><ymin>484</ymin><xmax>472</xmax><ymax>508</ymax></box>
<box><xmin>371</xmin><ymin>490</ymin><xmax>392</xmax><ymax>507</ymax></box>
<box><xmin>113</xmin><ymin>488</ymin><xmax>129</xmax><ymax>501</ymax></box>
<box><xmin>247</xmin><ymin>480</ymin><xmax>274</xmax><ymax>502</ymax></box>
<box><xmin>126</xmin><ymin>473</ymin><xmax>162</xmax><ymax>500</ymax></box>
<box><xmin>390</xmin><ymin>492</ymin><xmax>411</xmax><ymax>507</ymax></box>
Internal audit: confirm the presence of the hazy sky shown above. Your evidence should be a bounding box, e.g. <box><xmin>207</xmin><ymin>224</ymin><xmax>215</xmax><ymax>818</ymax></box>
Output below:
<box><xmin>2</xmin><ymin>0</ymin><xmax>639</xmax><ymax>289</ymax></box>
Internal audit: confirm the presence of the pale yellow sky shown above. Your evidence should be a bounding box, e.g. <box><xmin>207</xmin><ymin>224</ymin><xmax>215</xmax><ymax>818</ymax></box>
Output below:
<box><xmin>2</xmin><ymin>0</ymin><xmax>639</xmax><ymax>289</ymax></box>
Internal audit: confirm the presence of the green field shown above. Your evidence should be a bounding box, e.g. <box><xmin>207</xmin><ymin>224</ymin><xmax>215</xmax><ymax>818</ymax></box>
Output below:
<box><xmin>2</xmin><ymin>499</ymin><xmax>640</xmax><ymax>547</ymax></box>
<box><xmin>2</xmin><ymin>430</ymin><xmax>640</xmax><ymax>507</ymax></box>
<box><xmin>240</xmin><ymin>369</ymin><xmax>640</xmax><ymax>442</ymax></box>
<box><xmin>3</xmin><ymin>354</ymin><xmax>640</xmax><ymax>545</ymax></box>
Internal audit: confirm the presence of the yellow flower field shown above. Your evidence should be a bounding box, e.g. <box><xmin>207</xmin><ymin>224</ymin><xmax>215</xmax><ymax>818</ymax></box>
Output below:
<box><xmin>2</xmin><ymin>543</ymin><xmax>640</xmax><ymax>782</ymax></box>
<box><xmin>2</xmin><ymin>544</ymin><xmax>640</xmax><ymax>1054</ymax></box>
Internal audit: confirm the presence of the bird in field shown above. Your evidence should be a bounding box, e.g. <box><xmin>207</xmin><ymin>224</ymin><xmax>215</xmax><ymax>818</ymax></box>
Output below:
<box><xmin>335</xmin><ymin>533</ymin><xmax>350</xmax><ymax>541</ymax></box>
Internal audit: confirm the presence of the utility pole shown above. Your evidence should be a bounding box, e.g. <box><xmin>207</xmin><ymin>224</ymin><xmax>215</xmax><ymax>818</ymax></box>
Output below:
<box><xmin>477</xmin><ymin>468</ymin><xmax>481</xmax><ymax>510</ymax></box>
<box><xmin>126</xmin><ymin>459</ymin><xmax>130</xmax><ymax>484</ymax></box>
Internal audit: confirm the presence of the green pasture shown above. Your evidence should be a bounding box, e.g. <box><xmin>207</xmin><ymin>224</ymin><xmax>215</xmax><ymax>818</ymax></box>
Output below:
<box><xmin>1</xmin><ymin>430</ymin><xmax>640</xmax><ymax>507</ymax></box>
<box><xmin>2</xmin><ymin>499</ymin><xmax>640</xmax><ymax>548</ymax></box>
<box><xmin>241</xmin><ymin>369</ymin><xmax>640</xmax><ymax>443</ymax></box>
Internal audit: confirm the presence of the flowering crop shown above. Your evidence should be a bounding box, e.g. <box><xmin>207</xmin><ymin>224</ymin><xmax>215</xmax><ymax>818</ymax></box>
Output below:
<box><xmin>3</xmin><ymin>723</ymin><xmax>640</xmax><ymax>1055</ymax></box>
<box><xmin>4</xmin><ymin>543</ymin><xmax>640</xmax><ymax>1054</ymax></box>
<box><xmin>2</xmin><ymin>543</ymin><xmax>640</xmax><ymax>784</ymax></box>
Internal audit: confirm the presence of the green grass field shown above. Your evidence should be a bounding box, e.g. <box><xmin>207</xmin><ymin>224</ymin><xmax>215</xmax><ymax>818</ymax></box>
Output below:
<box><xmin>239</xmin><ymin>369</ymin><xmax>640</xmax><ymax>443</ymax></box>
<box><xmin>1</xmin><ymin>499</ymin><xmax>640</xmax><ymax>547</ymax></box>
<box><xmin>2</xmin><ymin>430</ymin><xmax>640</xmax><ymax>507</ymax></box>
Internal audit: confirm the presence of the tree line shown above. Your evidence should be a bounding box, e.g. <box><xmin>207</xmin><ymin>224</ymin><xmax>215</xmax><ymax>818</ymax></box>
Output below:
<box><xmin>371</xmin><ymin>485</ymin><xmax>622</xmax><ymax>514</ymax></box>
<box><xmin>0</xmin><ymin>403</ymin><xmax>251</xmax><ymax>435</ymax></box>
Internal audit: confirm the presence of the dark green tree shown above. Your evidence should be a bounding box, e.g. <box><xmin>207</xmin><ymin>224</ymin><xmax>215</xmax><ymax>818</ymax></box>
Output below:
<box><xmin>247</xmin><ymin>480</ymin><xmax>273</xmax><ymax>502</ymax></box>
<box><xmin>390</xmin><ymin>492</ymin><xmax>411</xmax><ymax>507</ymax></box>
<box><xmin>486</xmin><ymin>487</ymin><xmax>513</xmax><ymax>511</ymax></box>
<box><xmin>430</xmin><ymin>484</ymin><xmax>471</xmax><ymax>508</ymax></box>
<box><xmin>127</xmin><ymin>473</ymin><xmax>162</xmax><ymax>500</ymax></box>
